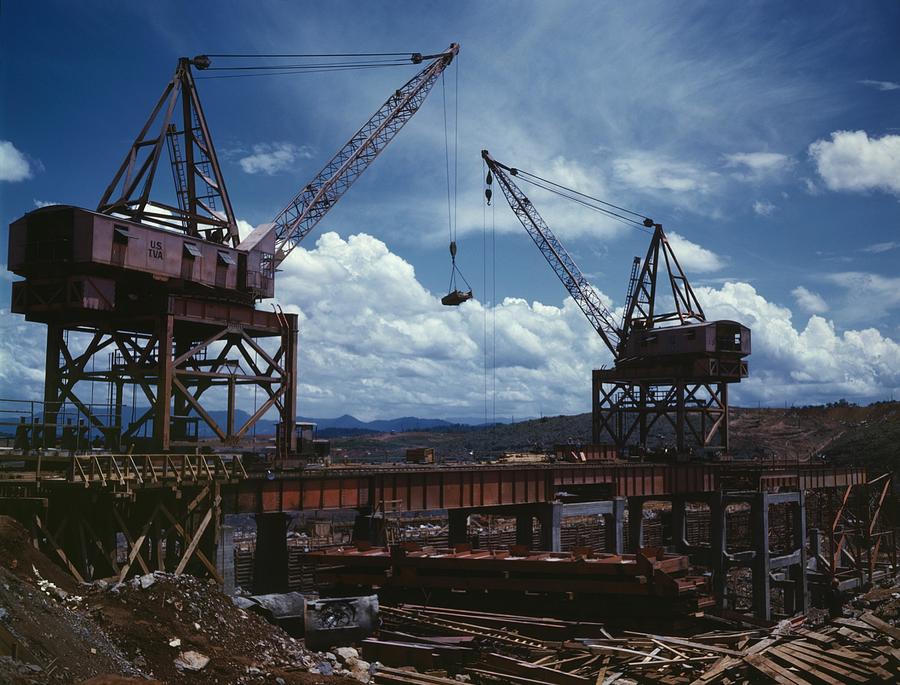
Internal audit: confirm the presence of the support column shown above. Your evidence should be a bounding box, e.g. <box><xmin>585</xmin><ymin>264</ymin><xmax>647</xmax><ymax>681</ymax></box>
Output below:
<box><xmin>352</xmin><ymin>511</ymin><xmax>369</xmax><ymax>543</ymax></box>
<box><xmin>671</xmin><ymin>496</ymin><xmax>687</xmax><ymax>553</ymax></box>
<box><xmin>751</xmin><ymin>492</ymin><xmax>771</xmax><ymax>621</ymax></box>
<box><xmin>154</xmin><ymin>314</ymin><xmax>174</xmax><ymax>451</ymax></box>
<box><xmin>720</xmin><ymin>383</ymin><xmax>729</xmax><ymax>451</ymax></box>
<box><xmin>253</xmin><ymin>512</ymin><xmax>289</xmax><ymax>594</ymax></box>
<box><xmin>448</xmin><ymin>509</ymin><xmax>469</xmax><ymax>547</ymax></box>
<box><xmin>217</xmin><ymin>525</ymin><xmax>235</xmax><ymax>595</ymax></box>
<box><xmin>604</xmin><ymin>498</ymin><xmax>625</xmax><ymax>555</ymax></box>
<box><xmin>42</xmin><ymin>324</ymin><xmax>61</xmax><ymax>448</ymax></box>
<box><xmin>172</xmin><ymin>338</ymin><xmax>191</xmax><ymax>443</ymax></box>
<box><xmin>282</xmin><ymin>313</ymin><xmax>299</xmax><ymax>459</ymax></box>
<box><xmin>628</xmin><ymin>497</ymin><xmax>644</xmax><ymax>552</ymax></box>
<box><xmin>710</xmin><ymin>492</ymin><xmax>727</xmax><ymax>608</ymax></box>
<box><xmin>515</xmin><ymin>512</ymin><xmax>534</xmax><ymax>548</ymax></box>
<box><xmin>793</xmin><ymin>490</ymin><xmax>808</xmax><ymax>614</ymax></box>
<box><xmin>675</xmin><ymin>382</ymin><xmax>685</xmax><ymax>453</ymax></box>
<box><xmin>809</xmin><ymin>527</ymin><xmax>821</xmax><ymax>572</ymax></box>
<box><xmin>638</xmin><ymin>382</ymin><xmax>648</xmax><ymax>448</ymax></box>
<box><xmin>537</xmin><ymin>502</ymin><xmax>562</xmax><ymax>552</ymax></box>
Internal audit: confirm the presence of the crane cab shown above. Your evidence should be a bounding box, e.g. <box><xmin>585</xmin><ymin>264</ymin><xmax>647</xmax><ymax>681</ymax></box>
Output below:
<box><xmin>618</xmin><ymin>320</ymin><xmax>751</xmax><ymax>380</ymax></box>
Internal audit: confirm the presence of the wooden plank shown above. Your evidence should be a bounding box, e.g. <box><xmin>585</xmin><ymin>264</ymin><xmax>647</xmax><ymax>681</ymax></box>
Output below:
<box><xmin>689</xmin><ymin>656</ymin><xmax>739</xmax><ymax>684</ymax></box>
<box><xmin>779</xmin><ymin>643</ymin><xmax>870</xmax><ymax>680</ymax></box>
<box><xmin>768</xmin><ymin>647</ymin><xmax>850</xmax><ymax>685</ymax></box>
<box><xmin>158</xmin><ymin>500</ymin><xmax>222</xmax><ymax>583</ymax></box>
<box><xmin>110</xmin><ymin>503</ymin><xmax>151</xmax><ymax>577</ymax></box>
<box><xmin>117</xmin><ymin>502</ymin><xmax>159</xmax><ymax>581</ymax></box>
<box><xmin>33</xmin><ymin>514</ymin><xmax>85</xmax><ymax>584</ymax></box>
<box><xmin>622</xmin><ymin>632</ymin><xmax>743</xmax><ymax>657</ymax></box>
<box><xmin>480</xmin><ymin>652</ymin><xmax>591</xmax><ymax>685</ymax></box>
<box><xmin>745</xmin><ymin>653</ymin><xmax>816</xmax><ymax>685</ymax></box>
<box><xmin>173</xmin><ymin>506</ymin><xmax>213</xmax><ymax>575</ymax></box>
<box><xmin>860</xmin><ymin>611</ymin><xmax>900</xmax><ymax>640</ymax></box>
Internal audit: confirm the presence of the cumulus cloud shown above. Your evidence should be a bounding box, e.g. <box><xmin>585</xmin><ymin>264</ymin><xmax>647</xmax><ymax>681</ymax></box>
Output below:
<box><xmin>752</xmin><ymin>200</ymin><xmax>776</xmax><ymax>216</ymax></box>
<box><xmin>33</xmin><ymin>199</ymin><xmax>59</xmax><ymax>209</ymax></box>
<box><xmin>612</xmin><ymin>153</ymin><xmax>716</xmax><ymax>193</ymax></box>
<box><xmin>724</xmin><ymin>152</ymin><xmax>792</xmax><ymax>180</ymax></box>
<box><xmin>792</xmin><ymin>286</ymin><xmax>829</xmax><ymax>314</ymax></box>
<box><xmin>666</xmin><ymin>232</ymin><xmax>723</xmax><ymax>273</ymax></box>
<box><xmin>278</xmin><ymin>236</ymin><xmax>900</xmax><ymax>412</ymax></box>
<box><xmin>237</xmin><ymin>219</ymin><xmax>255</xmax><ymax>241</ymax></box>
<box><xmin>2</xmin><ymin>235</ymin><xmax>898</xmax><ymax>417</ymax></box>
<box><xmin>273</xmin><ymin>231</ymin><xmax>612</xmax><ymax>418</ymax></box>
<box><xmin>809</xmin><ymin>130</ymin><xmax>900</xmax><ymax>194</ymax></box>
<box><xmin>238</xmin><ymin>142</ymin><xmax>313</xmax><ymax>175</ymax></box>
<box><xmin>0</xmin><ymin>310</ymin><xmax>47</xmax><ymax>399</ymax></box>
<box><xmin>0</xmin><ymin>140</ymin><xmax>33</xmax><ymax>182</ymax></box>
<box><xmin>701</xmin><ymin>282</ymin><xmax>900</xmax><ymax>404</ymax></box>
<box><xmin>859</xmin><ymin>79</ymin><xmax>900</xmax><ymax>92</ymax></box>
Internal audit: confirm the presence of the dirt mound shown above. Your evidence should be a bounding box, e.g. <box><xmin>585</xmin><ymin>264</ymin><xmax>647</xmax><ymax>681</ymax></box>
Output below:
<box><xmin>0</xmin><ymin>514</ymin><xmax>355</xmax><ymax>684</ymax></box>
<box><xmin>87</xmin><ymin>573</ymin><xmax>357</xmax><ymax>684</ymax></box>
<box><xmin>0</xmin><ymin>564</ymin><xmax>140</xmax><ymax>684</ymax></box>
<box><xmin>0</xmin><ymin>515</ymin><xmax>77</xmax><ymax>593</ymax></box>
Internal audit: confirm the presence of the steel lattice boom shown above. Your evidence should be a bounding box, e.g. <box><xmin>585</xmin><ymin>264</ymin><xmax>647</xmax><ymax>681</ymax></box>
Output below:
<box><xmin>245</xmin><ymin>44</ymin><xmax>459</xmax><ymax>267</ymax></box>
<box><xmin>482</xmin><ymin>150</ymin><xmax>622</xmax><ymax>357</ymax></box>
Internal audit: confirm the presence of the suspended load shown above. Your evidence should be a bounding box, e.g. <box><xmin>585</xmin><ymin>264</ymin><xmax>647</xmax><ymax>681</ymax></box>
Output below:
<box><xmin>442</xmin><ymin>240</ymin><xmax>473</xmax><ymax>306</ymax></box>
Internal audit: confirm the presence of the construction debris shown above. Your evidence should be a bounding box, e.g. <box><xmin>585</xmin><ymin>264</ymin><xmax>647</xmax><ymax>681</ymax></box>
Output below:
<box><xmin>364</xmin><ymin>602</ymin><xmax>900</xmax><ymax>684</ymax></box>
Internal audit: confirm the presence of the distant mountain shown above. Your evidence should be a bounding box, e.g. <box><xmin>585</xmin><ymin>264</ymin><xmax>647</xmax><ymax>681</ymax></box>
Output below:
<box><xmin>298</xmin><ymin>415</ymin><xmax>461</xmax><ymax>433</ymax></box>
<box><xmin>111</xmin><ymin>407</ymin><xmax>517</xmax><ymax>439</ymax></box>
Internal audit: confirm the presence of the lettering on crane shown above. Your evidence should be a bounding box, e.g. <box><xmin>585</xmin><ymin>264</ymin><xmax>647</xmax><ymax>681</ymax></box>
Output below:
<box><xmin>148</xmin><ymin>239</ymin><xmax>164</xmax><ymax>260</ymax></box>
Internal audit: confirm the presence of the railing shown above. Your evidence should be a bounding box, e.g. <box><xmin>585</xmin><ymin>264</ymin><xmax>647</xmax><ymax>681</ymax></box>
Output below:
<box><xmin>0</xmin><ymin>451</ymin><xmax>246</xmax><ymax>490</ymax></box>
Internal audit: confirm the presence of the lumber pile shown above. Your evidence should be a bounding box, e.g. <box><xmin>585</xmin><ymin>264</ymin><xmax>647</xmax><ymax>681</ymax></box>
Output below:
<box><xmin>369</xmin><ymin>606</ymin><xmax>900</xmax><ymax>684</ymax></box>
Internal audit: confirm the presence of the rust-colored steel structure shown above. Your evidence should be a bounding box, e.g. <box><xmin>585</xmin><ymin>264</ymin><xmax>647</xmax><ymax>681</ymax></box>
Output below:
<box><xmin>482</xmin><ymin>151</ymin><xmax>750</xmax><ymax>455</ymax></box>
<box><xmin>6</xmin><ymin>47</ymin><xmax>458</xmax><ymax>454</ymax></box>
<box><xmin>302</xmin><ymin>544</ymin><xmax>712</xmax><ymax>612</ymax></box>
<box><xmin>229</xmin><ymin>462</ymin><xmax>867</xmax><ymax>515</ymax></box>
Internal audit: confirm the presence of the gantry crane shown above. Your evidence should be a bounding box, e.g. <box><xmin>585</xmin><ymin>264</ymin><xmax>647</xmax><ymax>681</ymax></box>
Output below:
<box><xmin>482</xmin><ymin>150</ymin><xmax>750</xmax><ymax>454</ymax></box>
<box><xmin>7</xmin><ymin>46</ymin><xmax>459</xmax><ymax>456</ymax></box>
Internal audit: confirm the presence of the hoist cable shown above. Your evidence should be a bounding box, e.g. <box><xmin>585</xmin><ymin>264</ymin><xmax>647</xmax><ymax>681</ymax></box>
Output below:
<box><xmin>204</xmin><ymin>51</ymin><xmax>417</xmax><ymax>58</ymax></box>
<box><xmin>491</xmin><ymin>199</ymin><xmax>496</xmax><ymax>428</ymax></box>
<box><xmin>197</xmin><ymin>64</ymin><xmax>406</xmax><ymax>80</ymax></box>
<box><xmin>482</xmin><ymin>159</ymin><xmax>489</xmax><ymax>429</ymax></box>
<box><xmin>453</xmin><ymin>56</ymin><xmax>459</xmax><ymax>245</ymax></box>
<box><xmin>513</xmin><ymin>174</ymin><xmax>652</xmax><ymax>231</ymax></box>
<box><xmin>442</xmin><ymin>71</ymin><xmax>453</xmax><ymax>245</ymax></box>
<box><xmin>513</xmin><ymin>167</ymin><xmax>650</xmax><ymax>221</ymax></box>
<box><xmin>203</xmin><ymin>58</ymin><xmax>414</xmax><ymax>71</ymax></box>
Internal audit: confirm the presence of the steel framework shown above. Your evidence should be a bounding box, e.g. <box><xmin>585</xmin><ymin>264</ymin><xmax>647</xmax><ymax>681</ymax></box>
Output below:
<box><xmin>39</xmin><ymin>296</ymin><xmax>297</xmax><ymax>453</ymax></box>
<box><xmin>592</xmin><ymin>378</ymin><xmax>729</xmax><ymax>453</ymax></box>
<box><xmin>814</xmin><ymin>473</ymin><xmax>896</xmax><ymax>592</ymax></box>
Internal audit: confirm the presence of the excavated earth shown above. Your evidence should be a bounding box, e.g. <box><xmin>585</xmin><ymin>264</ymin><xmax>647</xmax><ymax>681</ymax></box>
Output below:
<box><xmin>0</xmin><ymin>516</ymin><xmax>357</xmax><ymax>685</ymax></box>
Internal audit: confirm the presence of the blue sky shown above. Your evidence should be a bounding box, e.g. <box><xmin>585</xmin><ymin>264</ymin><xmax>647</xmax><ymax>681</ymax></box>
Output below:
<box><xmin>1</xmin><ymin>1</ymin><xmax>899</xmax><ymax>420</ymax></box>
